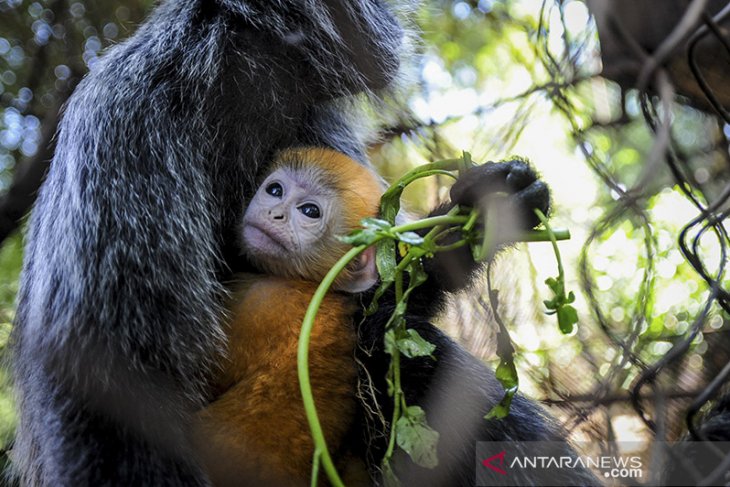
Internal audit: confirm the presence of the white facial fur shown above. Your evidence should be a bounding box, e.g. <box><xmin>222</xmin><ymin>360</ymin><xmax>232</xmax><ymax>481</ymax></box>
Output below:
<box><xmin>241</xmin><ymin>165</ymin><xmax>343</xmax><ymax>279</ymax></box>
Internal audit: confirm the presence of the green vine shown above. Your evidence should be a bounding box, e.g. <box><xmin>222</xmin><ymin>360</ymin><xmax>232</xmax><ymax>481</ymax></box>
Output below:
<box><xmin>534</xmin><ymin>208</ymin><xmax>579</xmax><ymax>334</ymax></box>
<box><xmin>296</xmin><ymin>153</ymin><xmax>571</xmax><ymax>487</ymax></box>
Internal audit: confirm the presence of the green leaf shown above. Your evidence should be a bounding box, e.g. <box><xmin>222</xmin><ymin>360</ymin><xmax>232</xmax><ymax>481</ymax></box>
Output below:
<box><xmin>376</xmin><ymin>239</ymin><xmax>397</xmax><ymax>283</ymax></box>
<box><xmin>384</xmin><ymin>329</ymin><xmax>397</xmax><ymax>356</ymax></box>
<box><xmin>338</xmin><ymin>218</ymin><xmax>394</xmax><ymax>246</ymax></box>
<box><xmin>337</xmin><ymin>228</ymin><xmax>378</xmax><ymax>246</ymax></box>
<box><xmin>396</xmin><ymin>231</ymin><xmax>425</xmax><ymax>246</ymax></box>
<box><xmin>385</xmin><ymin>365</ymin><xmax>395</xmax><ymax>396</ymax></box>
<box><xmin>393</xmin><ymin>301</ymin><xmax>407</xmax><ymax>320</ymax></box>
<box><xmin>395</xmin><ymin>406</ymin><xmax>440</xmax><ymax>469</ymax></box>
<box><xmin>365</xmin><ymin>279</ymin><xmax>393</xmax><ymax>316</ymax></box>
<box><xmin>406</xmin><ymin>260</ymin><xmax>428</xmax><ymax>289</ymax></box>
<box><xmin>380</xmin><ymin>186</ymin><xmax>404</xmax><ymax>225</ymax></box>
<box><xmin>396</xmin><ymin>329</ymin><xmax>437</xmax><ymax>358</ymax></box>
<box><xmin>557</xmin><ymin>305</ymin><xmax>578</xmax><ymax>334</ymax></box>
<box><xmin>535</xmin><ymin>208</ymin><xmax>578</xmax><ymax>337</ymax></box>
<box><xmin>362</xmin><ymin>218</ymin><xmax>393</xmax><ymax>231</ymax></box>
<box><xmin>544</xmin><ymin>277</ymin><xmax>562</xmax><ymax>295</ymax></box>
<box><xmin>494</xmin><ymin>359</ymin><xmax>518</xmax><ymax>390</ymax></box>
<box><xmin>485</xmin><ymin>386</ymin><xmax>518</xmax><ymax>420</ymax></box>
<box><xmin>485</xmin><ymin>354</ymin><xmax>519</xmax><ymax>419</ymax></box>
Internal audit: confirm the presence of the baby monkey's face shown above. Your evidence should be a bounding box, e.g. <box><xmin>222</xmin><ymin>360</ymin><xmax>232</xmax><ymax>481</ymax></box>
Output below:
<box><xmin>241</xmin><ymin>165</ymin><xmax>343</xmax><ymax>279</ymax></box>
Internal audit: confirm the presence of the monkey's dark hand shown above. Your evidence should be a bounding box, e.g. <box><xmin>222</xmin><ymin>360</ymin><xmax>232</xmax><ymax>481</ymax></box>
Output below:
<box><xmin>450</xmin><ymin>159</ymin><xmax>550</xmax><ymax>230</ymax></box>
<box><xmin>412</xmin><ymin>160</ymin><xmax>551</xmax><ymax>312</ymax></box>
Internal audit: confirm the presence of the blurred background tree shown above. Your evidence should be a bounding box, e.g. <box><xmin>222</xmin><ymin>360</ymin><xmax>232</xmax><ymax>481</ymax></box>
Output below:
<box><xmin>1</xmin><ymin>0</ymin><xmax>729</xmax><ymax>482</ymax></box>
<box><xmin>0</xmin><ymin>0</ymin><xmax>154</xmax><ymax>472</ymax></box>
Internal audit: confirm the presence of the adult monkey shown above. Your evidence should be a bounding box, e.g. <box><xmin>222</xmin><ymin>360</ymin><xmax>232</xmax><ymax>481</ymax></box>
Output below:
<box><xmin>11</xmin><ymin>1</ymin><xmax>405</xmax><ymax>485</ymax></box>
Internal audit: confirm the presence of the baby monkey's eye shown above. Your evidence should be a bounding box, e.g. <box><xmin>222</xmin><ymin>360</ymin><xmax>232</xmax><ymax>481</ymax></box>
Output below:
<box><xmin>266</xmin><ymin>182</ymin><xmax>283</xmax><ymax>198</ymax></box>
<box><xmin>298</xmin><ymin>203</ymin><xmax>321</xmax><ymax>219</ymax></box>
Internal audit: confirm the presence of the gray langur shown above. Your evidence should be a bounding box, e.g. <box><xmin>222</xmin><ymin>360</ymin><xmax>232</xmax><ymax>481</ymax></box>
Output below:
<box><xmin>11</xmin><ymin>1</ymin><xmax>403</xmax><ymax>485</ymax></box>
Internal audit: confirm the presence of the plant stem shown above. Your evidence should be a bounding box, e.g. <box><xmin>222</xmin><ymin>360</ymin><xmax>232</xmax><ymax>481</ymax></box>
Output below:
<box><xmin>310</xmin><ymin>449</ymin><xmax>321</xmax><ymax>487</ymax></box>
<box><xmin>383</xmin><ymin>269</ymin><xmax>405</xmax><ymax>465</ymax></box>
<box><xmin>521</xmin><ymin>228</ymin><xmax>570</xmax><ymax>242</ymax></box>
<box><xmin>384</xmin><ymin>350</ymin><xmax>402</xmax><ymax>461</ymax></box>
<box><xmin>391</xmin><ymin>214</ymin><xmax>470</xmax><ymax>233</ymax></box>
<box><xmin>298</xmin><ymin>243</ymin><xmax>378</xmax><ymax>487</ymax></box>
<box><xmin>434</xmin><ymin>240</ymin><xmax>469</xmax><ymax>252</ymax></box>
<box><xmin>534</xmin><ymin>209</ymin><xmax>565</xmax><ymax>279</ymax></box>
<box><xmin>383</xmin><ymin>160</ymin><xmax>463</xmax><ymax>193</ymax></box>
<box><xmin>391</xmin><ymin>214</ymin><xmax>571</xmax><ymax>243</ymax></box>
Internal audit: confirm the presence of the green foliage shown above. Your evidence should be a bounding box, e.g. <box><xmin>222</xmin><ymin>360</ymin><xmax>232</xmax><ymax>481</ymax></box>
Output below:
<box><xmin>298</xmin><ymin>153</ymin><xmax>573</xmax><ymax>486</ymax></box>
<box><xmin>0</xmin><ymin>233</ymin><xmax>22</xmax><ymax>464</ymax></box>
<box><xmin>395</xmin><ymin>405</ymin><xmax>440</xmax><ymax>469</ymax></box>
<box><xmin>392</xmin><ymin>328</ymin><xmax>436</xmax><ymax>359</ymax></box>
<box><xmin>534</xmin><ymin>209</ymin><xmax>579</xmax><ymax>335</ymax></box>
<box><xmin>0</xmin><ymin>233</ymin><xmax>23</xmax><ymax>318</ymax></box>
<box><xmin>338</xmin><ymin>218</ymin><xmax>394</xmax><ymax>246</ymax></box>
<box><xmin>484</xmin><ymin>359</ymin><xmax>518</xmax><ymax>420</ymax></box>
<box><xmin>543</xmin><ymin>265</ymin><xmax>579</xmax><ymax>334</ymax></box>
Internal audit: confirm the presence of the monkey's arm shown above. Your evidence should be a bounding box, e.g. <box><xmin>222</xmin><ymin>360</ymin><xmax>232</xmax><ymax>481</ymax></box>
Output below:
<box><xmin>352</xmin><ymin>164</ymin><xmax>594</xmax><ymax>486</ymax></box>
<box><xmin>407</xmin><ymin>160</ymin><xmax>551</xmax><ymax>316</ymax></box>
<box><xmin>354</xmin><ymin>313</ymin><xmax>599</xmax><ymax>486</ymax></box>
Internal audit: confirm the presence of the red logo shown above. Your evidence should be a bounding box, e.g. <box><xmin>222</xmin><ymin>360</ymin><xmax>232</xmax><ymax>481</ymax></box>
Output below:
<box><xmin>482</xmin><ymin>451</ymin><xmax>507</xmax><ymax>475</ymax></box>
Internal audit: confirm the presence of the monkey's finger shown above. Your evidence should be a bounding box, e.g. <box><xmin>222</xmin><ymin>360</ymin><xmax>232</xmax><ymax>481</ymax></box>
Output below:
<box><xmin>451</xmin><ymin>160</ymin><xmax>542</xmax><ymax>206</ymax></box>
<box><xmin>450</xmin><ymin>162</ymin><xmax>512</xmax><ymax>207</ymax></box>
<box><xmin>511</xmin><ymin>180</ymin><xmax>551</xmax><ymax>229</ymax></box>
<box><xmin>504</xmin><ymin>160</ymin><xmax>537</xmax><ymax>192</ymax></box>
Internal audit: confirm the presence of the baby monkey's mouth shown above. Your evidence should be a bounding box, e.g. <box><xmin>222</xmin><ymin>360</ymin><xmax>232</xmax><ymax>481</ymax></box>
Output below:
<box><xmin>242</xmin><ymin>222</ymin><xmax>290</xmax><ymax>255</ymax></box>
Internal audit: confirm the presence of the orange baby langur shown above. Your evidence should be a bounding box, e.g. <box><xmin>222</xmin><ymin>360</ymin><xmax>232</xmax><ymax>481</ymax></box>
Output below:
<box><xmin>195</xmin><ymin>147</ymin><xmax>382</xmax><ymax>486</ymax></box>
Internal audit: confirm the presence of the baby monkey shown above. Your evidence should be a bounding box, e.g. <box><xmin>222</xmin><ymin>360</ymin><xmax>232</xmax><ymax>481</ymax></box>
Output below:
<box><xmin>195</xmin><ymin>147</ymin><xmax>382</xmax><ymax>486</ymax></box>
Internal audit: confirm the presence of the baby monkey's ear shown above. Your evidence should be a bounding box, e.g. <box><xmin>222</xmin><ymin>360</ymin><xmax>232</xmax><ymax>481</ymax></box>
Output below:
<box><xmin>334</xmin><ymin>246</ymin><xmax>378</xmax><ymax>294</ymax></box>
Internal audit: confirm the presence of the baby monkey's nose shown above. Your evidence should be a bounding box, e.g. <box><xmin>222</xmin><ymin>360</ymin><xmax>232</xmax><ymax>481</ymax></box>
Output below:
<box><xmin>269</xmin><ymin>208</ymin><xmax>285</xmax><ymax>220</ymax></box>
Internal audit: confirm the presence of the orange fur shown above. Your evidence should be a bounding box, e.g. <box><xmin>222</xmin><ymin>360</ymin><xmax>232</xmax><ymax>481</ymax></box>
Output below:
<box><xmin>196</xmin><ymin>277</ymin><xmax>358</xmax><ymax>486</ymax></box>
<box><xmin>195</xmin><ymin>148</ymin><xmax>381</xmax><ymax>486</ymax></box>
<box><xmin>275</xmin><ymin>147</ymin><xmax>382</xmax><ymax>231</ymax></box>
